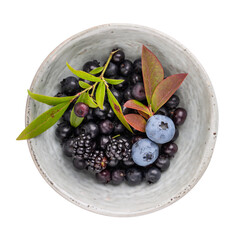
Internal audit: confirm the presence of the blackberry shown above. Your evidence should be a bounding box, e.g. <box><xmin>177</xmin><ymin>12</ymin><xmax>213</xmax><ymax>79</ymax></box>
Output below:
<box><xmin>106</xmin><ymin>137</ymin><xmax>132</xmax><ymax>167</ymax></box>
<box><xmin>72</xmin><ymin>133</ymin><xmax>96</xmax><ymax>161</ymax></box>
<box><xmin>86</xmin><ymin>150</ymin><xmax>108</xmax><ymax>173</ymax></box>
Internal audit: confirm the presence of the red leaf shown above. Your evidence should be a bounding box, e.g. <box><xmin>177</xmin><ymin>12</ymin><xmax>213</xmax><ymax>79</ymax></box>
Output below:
<box><xmin>138</xmin><ymin>110</ymin><xmax>149</xmax><ymax>120</ymax></box>
<box><xmin>124</xmin><ymin>114</ymin><xmax>146</xmax><ymax>132</ymax></box>
<box><xmin>142</xmin><ymin>45</ymin><xmax>164</xmax><ymax>105</ymax></box>
<box><xmin>151</xmin><ymin>73</ymin><xmax>188</xmax><ymax>112</ymax></box>
<box><xmin>124</xmin><ymin>100</ymin><xmax>152</xmax><ymax>116</ymax></box>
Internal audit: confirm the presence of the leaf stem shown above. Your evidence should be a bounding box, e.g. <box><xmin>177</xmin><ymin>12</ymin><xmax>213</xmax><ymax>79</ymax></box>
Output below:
<box><xmin>90</xmin><ymin>82</ymin><xmax>98</xmax><ymax>97</ymax></box>
<box><xmin>148</xmin><ymin>105</ymin><xmax>154</xmax><ymax>116</ymax></box>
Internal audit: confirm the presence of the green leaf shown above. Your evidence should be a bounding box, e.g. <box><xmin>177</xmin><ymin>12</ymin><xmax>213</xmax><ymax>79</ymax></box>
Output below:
<box><xmin>124</xmin><ymin>100</ymin><xmax>152</xmax><ymax>116</ymax></box>
<box><xmin>66</xmin><ymin>62</ymin><xmax>101</xmax><ymax>83</ymax></box>
<box><xmin>70</xmin><ymin>110</ymin><xmax>84</xmax><ymax>128</ymax></box>
<box><xmin>17</xmin><ymin>102</ymin><xmax>70</xmax><ymax>140</ymax></box>
<box><xmin>85</xmin><ymin>93</ymin><xmax>98</xmax><ymax>108</ymax></box>
<box><xmin>28</xmin><ymin>90</ymin><xmax>74</xmax><ymax>106</ymax></box>
<box><xmin>95</xmin><ymin>81</ymin><xmax>105</xmax><ymax>109</ymax></box>
<box><xmin>151</xmin><ymin>73</ymin><xmax>188</xmax><ymax>112</ymax></box>
<box><xmin>89</xmin><ymin>67</ymin><xmax>104</xmax><ymax>75</ymax></box>
<box><xmin>124</xmin><ymin>114</ymin><xmax>146</xmax><ymax>132</ymax></box>
<box><xmin>107</xmin><ymin>88</ymin><xmax>133</xmax><ymax>133</ymax></box>
<box><xmin>104</xmin><ymin>78</ymin><xmax>125</xmax><ymax>85</ymax></box>
<box><xmin>142</xmin><ymin>45</ymin><xmax>164</xmax><ymax>104</ymax></box>
<box><xmin>79</xmin><ymin>81</ymin><xmax>91</xmax><ymax>89</ymax></box>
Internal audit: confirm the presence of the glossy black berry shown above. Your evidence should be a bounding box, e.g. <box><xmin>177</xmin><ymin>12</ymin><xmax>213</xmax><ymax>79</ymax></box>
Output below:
<box><xmin>82</xmin><ymin>60</ymin><xmax>100</xmax><ymax>73</ymax></box>
<box><xmin>55</xmin><ymin>122</ymin><xmax>73</xmax><ymax>141</ymax></box>
<box><xmin>172</xmin><ymin>108</ymin><xmax>187</xmax><ymax>125</ymax></box>
<box><xmin>93</xmin><ymin>103</ymin><xmax>110</xmax><ymax>119</ymax></box>
<box><xmin>162</xmin><ymin>142</ymin><xmax>178</xmax><ymax>157</ymax></box>
<box><xmin>129</xmin><ymin>73</ymin><xmax>142</xmax><ymax>85</ymax></box>
<box><xmin>99</xmin><ymin>135</ymin><xmax>111</xmax><ymax>150</ymax></box>
<box><xmin>119</xmin><ymin>60</ymin><xmax>133</xmax><ymax>76</ymax></box>
<box><xmin>111</xmin><ymin>169</ymin><xmax>125</xmax><ymax>185</ymax></box>
<box><xmin>112</xmin><ymin>50</ymin><xmax>125</xmax><ymax>64</ymax></box>
<box><xmin>76</xmin><ymin>122</ymin><xmax>99</xmax><ymax>139</ymax></box>
<box><xmin>156</xmin><ymin>107</ymin><xmax>168</xmax><ymax>116</ymax></box>
<box><xmin>96</xmin><ymin>169</ymin><xmax>111</xmax><ymax>184</ymax></box>
<box><xmin>123</xmin><ymin>159</ymin><xmax>135</xmax><ymax>167</ymax></box>
<box><xmin>145</xmin><ymin>167</ymin><xmax>161</xmax><ymax>184</ymax></box>
<box><xmin>126</xmin><ymin>168</ymin><xmax>143</xmax><ymax>186</ymax></box>
<box><xmin>113</xmin><ymin>77</ymin><xmax>129</xmax><ymax>91</ymax></box>
<box><xmin>155</xmin><ymin>154</ymin><xmax>170</xmax><ymax>172</ymax></box>
<box><xmin>107</xmin><ymin>108</ymin><xmax>115</xmax><ymax>119</ymax></box>
<box><xmin>99</xmin><ymin>119</ymin><xmax>114</xmax><ymax>135</ymax></box>
<box><xmin>165</xmin><ymin>95</ymin><xmax>180</xmax><ymax>109</ymax></box>
<box><xmin>73</xmin><ymin>157</ymin><xmax>87</xmax><ymax>170</ymax></box>
<box><xmin>132</xmin><ymin>82</ymin><xmax>146</xmax><ymax>101</ymax></box>
<box><xmin>113</xmin><ymin>122</ymin><xmax>125</xmax><ymax>134</ymax></box>
<box><xmin>124</xmin><ymin>87</ymin><xmax>133</xmax><ymax>100</ymax></box>
<box><xmin>62</xmin><ymin>138</ymin><xmax>74</xmax><ymax>157</ymax></box>
<box><xmin>131</xmin><ymin>135</ymin><xmax>144</xmax><ymax>144</ymax></box>
<box><xmin>133</xmin><ymin>59</ymin><xmax>142</xmax><ymax>74</ymax></box>
<box><xmin>62</xmin><ymin>107</ymin><xmax>72</xmax><ymax>122</ymax></box>
<box><xmin>111</xmin><ymin>88</ymin><xmax>123</xmax><ymax>102</ymax></box>
<box><xmin>85</xmin><ymin>108</ymin><xmax>94</xmax><ymax>121</ymax></box>
<box><xmin>74</xmin><ymin>102</ymin><xmax>89</xmax><ymax>117</ymax></box>
<box><xmin>171</xmin><ymin>127</ymin><xmax>179</xmax><ymax>142</ymax></box>
<box><xmin>105</xmin><ymin>62</ymin><xmax>118</xmax><ymax>77</ymax></box>
<box><xmin>60</xmin><ymin>77</ymin><xmax>81</xmax><ymax>96</ymax></box>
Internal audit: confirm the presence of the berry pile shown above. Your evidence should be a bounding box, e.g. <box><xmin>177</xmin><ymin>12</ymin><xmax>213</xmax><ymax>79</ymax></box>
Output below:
<box><xmin>54</xmin><ymin>49</ymin><xmax>187</xmax><ymax>185</ymax></box>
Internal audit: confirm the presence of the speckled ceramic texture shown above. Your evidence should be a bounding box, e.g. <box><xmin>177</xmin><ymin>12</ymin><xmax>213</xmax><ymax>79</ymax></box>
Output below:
<box><xmin>26</xmin><ymin>24</ymin><xmax>218</xmax><ymax>217</ymax></box>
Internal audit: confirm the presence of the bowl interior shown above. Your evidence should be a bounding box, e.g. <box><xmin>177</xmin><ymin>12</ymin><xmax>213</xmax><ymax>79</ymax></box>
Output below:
<box><xmin>27</xmin><ymin>25</ymin><xmax>218</xmax><ymax>216</ymax></box>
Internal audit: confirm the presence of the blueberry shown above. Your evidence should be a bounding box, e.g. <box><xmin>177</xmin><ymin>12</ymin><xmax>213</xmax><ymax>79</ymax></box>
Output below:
<box><xmin>107</xmin><ymin>108</ymin><xmax>115</xmax><ymax>119</ymax></box>
<box><xmin>126</xmin><ymin>167</ymin><xmax>143</xmax><ymax>186</ymax></box>
<box><xmin>76</xmin><ymin>122</ymin><xmax>99</xmax><ymax>139</ymax></box>
<box><xmin>60</xmin><ymin>76</ymin><xmax>81</xmax><ymax>95</ymax></box>
<box><xmin>112</xmin><ymin>50</ymin><xmax>125</xmax><ymax>64</ymax></box>
<box><xmin>93</xmin><ymin>103</ymin><xmax>110</xmax><ymax>119</ymax></box>
<box><xmin>155</xmin><ymin>154</ymin><xmax>170</xmax><ymax>171</ymax></box>
<box><xmin>132</xmin><ymin>82</ymin><xmax>146</xmax><ymax>101</ymax></box>
<box><xmin>55</xmin><ymin>122</ymin><xmax>73</xmax><ymax>141</ymax></box>
<box><xmin>145</xmin><ymin>167</ymin><xmax>161</xmax><ymax>184</ymax></box>
<box><xmin>165</xmin><ymin>95</ymin><xmax>180</xmax><ymax>109</ymax></box>
<box><xmin>111</xmin><ymin>88</ymin><xmax>123</xmax><ymax>102</ymax></box>
<box><xmin>105</xmin><ymin>62</ymin><xmax>118</xmax><ymax>77</ymax></box>
<box><xmin>99</xmin><ymin>135</ymin><xmax>111</xmax><ymax>150</ymax></box>
<box><xmin>162</xmin><ymin>142</ymin><xmax>178</xmax><ymax>157</ymax></box>
<box><xmin>172</xmin><ymin>108</ymin><xmax>187</xmax><ymax>125</ymax></box>
<box><xmin>74</xmin><ymin>102</ymin><xmax>89</xmax><ymax>117</ymax></box>
<box><xmin>73</xmin><ymin>157</ymin><xmax>87</xmax><ymax>170</ymax></box>
<box><xmin>133</xmin><ymin>59</ymin><xmax>142</xmax><ymax>74</ymax></box>
<box><xmin>123</xmin><ymin>86</ymin><xmax>133</xmax><ymax>100</ymax></box>
<box><xmin>119</xmin><ymin>60</ymin><xmax>133</xmax><ymax>76</ymax></box>
<box><xmin>113</xmin><ymin>121</ymin><xmax>125</xmax><ymax>134</ymax></box>
<box><xmin>96</xmin><ymin>169</ymin><xmax>111</xmax><ymax>184</ymax></box>
<box><xmin>129</xmin><ymin>73</ymin><xmax>142</xmax><ymax>85</ymax></box>
<box><xmin>111</xmin><ymin>169</ymin><xmax>125</xmax><ymax>185</ymax></box>
<box><xmin>99</xmin><ymin>119</ymin><xmax>114</xmax><ymax>135</ymax></box>
<box><xmin>146</xmin><ymin>115</ymin><xmax>175</xmax><ymax>144</ymax></box>
<box><xmin>82</xmin><ymin>60</ymin><xmax>100</xmax><ymax>73</ymax></box>
<box><xmin>62</xmin><ymin>138</ymin><xmax>74</xmax><ymax>157</ymax></box>
<box><xmin>132</xmin><ymin>138</ymin><xmax>159</xmax><ymax>167</ymax></box>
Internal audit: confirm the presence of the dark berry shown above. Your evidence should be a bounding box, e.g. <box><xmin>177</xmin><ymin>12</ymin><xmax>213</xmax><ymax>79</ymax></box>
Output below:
<box><xmin>105</xmin><ymin>62</ymin><xmax>118</xmax><ymax>77</ymax></box>
<box><xmin>74</xmin><ymin>102</ymin><xmax>89</xmax><ymax>117</ymax></box>
<box><xmin>168</xmin><ymin>108</ymin><xmax>176</xmax><ymax>118</ymax></box>
<box><xmin>112</xmin><ymin>50</ymin><xmax>125</xmax><ymax>64</ymax></box>
<box><xmin>132</xmin><ymin>82</ymin><xmax>146</xmax><ymax>101</ymax></box>
<box><xmin>62</xmin><ymin>107</ymin><xmax>72</xmax><ymax>122</ymax></box>
<box><xmin>113</xmin><ymin>77</ymin><xmax>129</xmax><ymax>91</ymax></box>
<box><xmin>60</xmin><ymin>76</ymin><xmax>81</xmax><ymax>95</ymax></box>
<box><xmin>165</xmin><ymin>95</ymin><xmax>180</xmax><ymax>109</ymax></box>
<box><xmin>129</xmin><ymin>73</ymin><xmax>142</xmax><ymax>85</ymax></box>
<box><xmin>122</xmin><ymin>104</ymin><xmax>131</xmax><ymax>115</ymax></box>
<box><xmin>133</xmin><ymin>59</ymin><xmax>142</xmax><ymax>74</ymax></box>
<box><xmin>76</xmin><ymin>122</ymin><xmax>99</xmax><ymax>139</ymax></box>
<box><xmin>54</xmin><ymin>92</ymin><xmax>67</xmax><ymax>97</ymax></box>
<box><xmin>124</xmin><ymin>87</ymin><xmax>133</xmax><ymax>100</ymax></box>
<box><xmin>82</xmin><ymin>60</ymin><xmax>100</xmax><ymax>73</ymax></box>
<box><xmin>113</xmin><ymin>122</ymin><xmax>125</xmax><ymax>134</ymax></box>
<box><xmin>172</xmin><ymin>108</ymin><xmax>187</xmax><ymax>125</ymax></box>
<box><xmin>99</xmin><ymin>135</ymin><xmax>111</xmax><ymax>150</ymax></box>
<box><xmin>119</xmin><ymin>60</ymin><xmax>133</xmax><ymax>76</ymax></box>
<box><xmin>155</xmin><ymin>154</ymin><xmax>170</xmax><ymax>172</ymax></box>
<box><xmin>162</xmin><ymin>142</ymin><xmax>178</xmax><ymax>157</ymax></box>
<box><xmin>73</xmin><ymin>157</ymin><xmax>87</xmax><ymax>170</ymax></box>
<box><xmin>172</xmin><ymin>127</ymin><xmax>179</xmax><ymax>142</ymax></box>
<box><xmin>123</xmin><ymin>159</ymin><xmax>135</xmax><ymax>167</ymax></box>
<box><xmin>126</xmin><ymin>168</ymin><xmax>143</xmax><ymax>186</ymax></box>
<box><xmin>145</xmin><ymin>167</ymin><xmax>161</xmax><ymax>184</ymax></box>
<box><xmin>85</xmin><ymin>108</ymin><xmax>94</xmax><ymax>121</ymax></box>
<box><xmin>55</xmin><ymin>122</ymin><xmax>73</xmax><ymax>141</ymax></box>
<box><xmin>96</xmin><ymin>169</ymin><xmax>111</xmax><ymax>184</ymax></box>
<box><xmin>156</xmin><ymin>107</ymin><xmax>168</xmax><ymax>116</ymax></box>
<box><xmin>131</xmin><ymin>135</ymin><xmax>144</xmax><ymax>144</ymax></box>
<box><xmin>111</xmin><ymin>169</ymin><xmax>125</xmax><ymax>185</ymax></box>
<box><xmin>99</xmin><ymin>119</ymin><xmax>114</xmax><ymax>135</ymax></box>
<box><xmin>62</xmin><ymin>138</ymin><xmax>75</xmax><ymax>157</ymax></box>
<box><xmin>111</xmin><ymin>88</ymin><xmax>123</xmax><ymax>102</ymax></box>
<box><xmin>107</xmin><ymin>108</ymin><xmax>115</xmax><ymax>119</ymax></box>
<box><xmin>93</xmin><ymin>103</ymin><xmax>110</xmax><ymax>119</ymax></box>
<box><xmin>86</xmin><ymin>150</ymin><xmax>108</xmax><ymax>173</ymax></box>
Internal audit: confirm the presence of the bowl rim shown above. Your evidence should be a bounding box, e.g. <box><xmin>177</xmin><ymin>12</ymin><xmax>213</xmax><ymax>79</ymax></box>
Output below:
<box><xmin>26</xmin><ymin>23</ymin><xmax>219</xmax><ymax>217</ymax></box>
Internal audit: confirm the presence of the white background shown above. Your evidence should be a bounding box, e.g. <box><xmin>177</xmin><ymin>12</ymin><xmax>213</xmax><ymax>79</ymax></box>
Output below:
<box><xmin>1</xmin><ymin>0</ymin><xmax>239</xmax><ymax>239</ymax></box>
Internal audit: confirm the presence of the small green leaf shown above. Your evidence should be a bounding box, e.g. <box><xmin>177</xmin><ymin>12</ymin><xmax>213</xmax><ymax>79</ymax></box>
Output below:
<box><xmin>28</xmin><ymin>90</ymin><xmax>74</xmax><ymax>106</ymax></box>
<box><xmin>70</xmin><ymin>110</ymin><xmax>84</xmax><ymax>128</ymax></box>
<box><xmin>124</xmin><ymin>114</ymin><xmax>146</xmax><ymax>132</ymax></box>
<box><xmin>85</xmin><ymin>93</ymin><xmax>98</xmax><ymax>108</ymax></box>
<box><xmin>17</xmin><ymin>102</ymin><xmax>71</xmax><ymax>140</ymax></box>
<box><xmin>104</xmin><ymin>78</ymin><xmax>125</xmax><ymax>85</ymax></box>
<box><xmin>107</xmin><ymin>88</ymin><xmax>133</xmax><ymax>133</ymax></box>
<box><xmin>124</xmin><ymin>100</ymin><xmax>152</xmax><ymax>116</ymax></box>
<box><xmin>66</xmin><ymin>62</ymin><xmax>101</xmax><ymax>83</ymax></box>
<box><xmin>79</xmin><ymin>81</ymin><xmax>91</xmax><ymax>89</ymax></box>
<box><xmin>89</xmin><ymin>67</ymin><xmax>104</xmax><ymax>75</ymax></box>
<box><xmin>96</xmin><ymin>81</ymin><xmax>105</xmax><ymax>109</ymax></box>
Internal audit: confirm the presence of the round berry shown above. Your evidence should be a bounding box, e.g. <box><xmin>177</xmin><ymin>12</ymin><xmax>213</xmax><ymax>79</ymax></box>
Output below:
<box><xmin>112</xmin><ymin>50</ymin><xmax>125</xmax><ymax>64</ymax></box>
<box><xmin>132</xmin><ymin>138</ymin><xmax>159</xmax><ymax>167</ymax></box>
<box><xmin>119</xmin><ymin>60</ymin><xmax>133</xmax><ymax>76</ymax></box>
<box><xmin>126</xmin><ymin>168</ymin><xmax>143</xmax><ymax>186</ymax></box>
<box><xmin>172</xmin><ymin>127</ymin><xmax>179</xmax><ymax>142</ymax></box>
<box><xmin>162</xmin><ymin>142</ymin><xmax>178</xmax><ymax>157</ymax></box>
<box><xmin>146</xmin><ymin>115</ymin><xmax>175</xmax><ymax>144</ymax></box>
<box><xmin>124</xmin><ymin>87</ymin><xmax>133</xmax><ymax>100</ymax></box>
<box><xmin>113</xmin><ymin>77</ymin><xmax>129</xmax><ymax>91</ymax></box>
<box><xmin>132</xmin><ymin>82</ymin><xmax>146</xmax><ymax>101</ymax></box>
<box><xmin>73</xmin><ymin>157</ymin><xmax>87</xmax><ymax>170</ymax></box>
<box><xmin>111</xmin><ymin>169</ymin><xmax>125</xmax><ymax>185</ymax></box>
<box><xmin>62</xmin><ymin>138</ymin><xmax>74</xmax><ymax>157</ymax></box>
<box><xmin>82</xmin><ymin>60</ymin><xmax>100</xmax><ymax>73</ymax></box>
<box><xmin>123</xmin><ymin>159</ymin><xmax>135</xmax><ymax>167</ymax></box>
<box><xmin>62</xmin><ymin>107</ymin><xmax>72</xmax><ymax>122</ymax></box>
<box><xmin>111</xmin><ymin>88</ymin><xmax>123</xmax><ymax>102</ymax></box>
<box><xmin>107</xmin><ymin>108</ymin><xmax>115</xmax><ymax>119</ymax></box>
<box><xmin>131</xmin><ymin>135</ymin><xmax>144</xmax><ymax>144</ymax></box>
<box><xmin>99</xmin><ymin>135</ymin><xmax>111</xmax><ymax>150</ymax></box>
<box><xmin>145</xmin><ymin>167</ymin><xmax>161</xmax><ymax>184</ymax></box>
<box><xmin>76</xmin><ymin>122</ymin><xmax>99</xmax><ymax>139</ymax></box>
<box><xmin>74</xmin><ymin>102</ymin><xmax>89</xmax><ymax>117</ymax></box>
<box><xmin>99</xmin><ymin>119</ymin><xmax>114</xmax><ymax>135</ymax></box>
<box><xmin>55</xmin><ymin>122</ymin><xmax>73</xmax><ymax>141</ymax></box>
<box><xmin>156</xmin><ymin>107</ymin><xmax>168</xmax><ymax>116</ymax></box>
<box><xmin>155</xmin><ymin>154</ymin><xmax>170</xmax><ymax>171</ymax></box>
<box><xmin>60</xmin><ymin>76</ymin><xmax>81</xmax><ymax>95</ymax></box>
<box><xmin>113</xmin><ymin>122</ymin><xmax>125</xmax><ymax>134</ymax></box>
<box><xmin>85</xmin><ymin>108</ymin><xmax>94</xmax><ymax>121</ymax></box>
<box><xmin>129</xmin><ymin>73</ymin><xmax>142</xmax><ymax>85</ymax></box>
<box><xmin>105</xmin><ymin>62</ymin><xmax>118</xmax><ymax>77</ymax></box>
<box><xmin>133</xmin><ymin>59</ymin><xmax>142</xmax><ymax>74</ymax></box>
<box><xmin>93</xmin><ymin>103</ymin><xmax>110</xmax><ymax>119</ymax></box>
<box><xmin>172</xmin><ymin>108</ymin><xmax>187</xmax><ymax>125</ymax></box>
<box><xmin>96</xmin><ymin>169</ymin><xmax>111</xmax><ymax>184</ymax></box>
<box><xmin>165</xmin><ymin>95</ymin><xmax>180</xmax><ymax>109</ymax></box>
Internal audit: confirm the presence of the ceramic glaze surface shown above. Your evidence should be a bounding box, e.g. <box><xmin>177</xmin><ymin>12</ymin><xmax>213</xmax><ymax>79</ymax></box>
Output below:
<box><xmin>26</xmin><ymin>24</ymin><xmax>218</xmax><ymax>216</ymax></box>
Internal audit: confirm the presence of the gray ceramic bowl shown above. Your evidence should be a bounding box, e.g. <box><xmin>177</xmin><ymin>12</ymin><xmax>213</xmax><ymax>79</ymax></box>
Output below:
<box><xmin>26</xmin><ymin>24</ymin><xmax>218</xmax><ymax>217</ymax></box>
